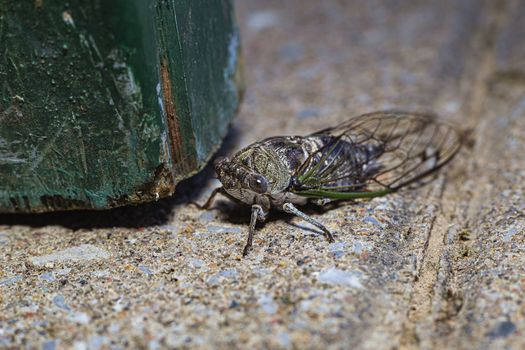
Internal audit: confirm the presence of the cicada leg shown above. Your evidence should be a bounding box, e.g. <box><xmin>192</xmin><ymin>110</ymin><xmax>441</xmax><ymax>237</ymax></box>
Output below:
<box><xmin>243</xmin><ymin>204</ymin><xmax>265</xmax><ymax>257</ymax></box>
<box><xmin>193</xmin><ymin>187</ymin><xmax>225</xmax><ymax>210</ymax></box>
<box><xmin>283</xmin><ymin>203</ymin><xmax>335</xmax><ymax>243</ymax></box>
<box><xmin>315</xmin><ymin>198</ymin><xmax>332</xmax><ymax>206</ymax></box>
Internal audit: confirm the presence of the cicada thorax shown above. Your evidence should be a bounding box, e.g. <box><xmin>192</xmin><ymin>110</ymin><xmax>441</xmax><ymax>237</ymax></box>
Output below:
<box><xmin>230</xmin><ymin>142</ymin><xmax>291</xmax><ymax>194</ymax></box>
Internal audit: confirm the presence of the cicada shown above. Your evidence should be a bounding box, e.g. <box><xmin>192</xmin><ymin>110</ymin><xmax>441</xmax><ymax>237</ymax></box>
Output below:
<box><xmin>200</xmin><ymin>111</ymin><xmax>462</xmax><ymax>256</ymax></box>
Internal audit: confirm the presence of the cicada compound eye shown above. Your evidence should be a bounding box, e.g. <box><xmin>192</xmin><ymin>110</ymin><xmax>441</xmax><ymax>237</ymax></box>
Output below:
<box><xmin>248</xmin><ymin>174</ymin><xmax>268</xmax><ymax>194</ymax></box>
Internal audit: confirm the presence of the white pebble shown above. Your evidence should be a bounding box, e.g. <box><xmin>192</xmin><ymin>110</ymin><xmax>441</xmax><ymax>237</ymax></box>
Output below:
<box><xmin>30</xmin><ymin>244</ymin><xmax>110</xmax><ymax>266</ymax></box>
<box><xmin>318</xmin><ymin>268</ymin><xmax>364</xmax><ymax>288</ymax></box>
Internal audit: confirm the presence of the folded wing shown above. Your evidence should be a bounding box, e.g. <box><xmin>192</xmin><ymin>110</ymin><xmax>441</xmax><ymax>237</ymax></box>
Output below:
<box><xmin>292</xmin><ymin>110</ymin><xmax>462</xmax><ymax>199</ymax></box>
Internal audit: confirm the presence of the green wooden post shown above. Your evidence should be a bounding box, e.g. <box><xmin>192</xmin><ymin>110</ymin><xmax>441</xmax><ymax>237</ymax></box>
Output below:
<box><xmin>0</xmin><ymin>0</ymin><xmax>243</xmax><ymax>212</ymax></box>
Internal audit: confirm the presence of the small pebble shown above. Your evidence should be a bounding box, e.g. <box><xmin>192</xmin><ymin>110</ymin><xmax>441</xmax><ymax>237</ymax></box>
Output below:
<box><xmin>40</xmin><ymin>268</ymin><xmax>72</xmax><ymax>282</ymax></box>
<box><xmin>149</xmin><ymin>339</ymin><xmax>160</xmax><ymax>350</ymax></box>
<box><xmin>277</xmin><ymin>333</ymin><xmax>291</xmax><ymax>348</ymax></box>
<box><xmin>40</xmin><ymin>272</ymin><xmax>55</xmax><ymax>282</ymax></box>
<box><xmin>207</xmin><ymin>268</ymin><xmax>238</xmax><ymax>285</ymax></box>
<box><xmin>112</xmin><ymin>298</ymin><xmax>126</xmax><ymax>312</ymax></box>
<box><xmin>207</xmin><ymin>226</ymin><xmax>242</xmax><ymax>234</ymax></box>
<box><xmin>229</xmin><ymin>300</ymin><xmax>240</xmax><ymax>309</ymax></box>
<box><xmin>56</xmin><ymin>268</ymin><xmax>72</xmax><ymax>275</ymax></box>
<box><xmin>92</xmin><ymin>270</ymin><xmax>109</xmax><ymax>278</ymax></box>
<box><xmin>351</xmin><ymin>240</ymin><xmax>371</xmax><ymax>255</ymax></box>
<box><xmin>42</xmin><ymin>340</ymin><xmax>58</xmax><ymax>350</ymax></box>
<box><xmin>158</xmin><ymin>225</ymin><xmax>178</xmax><ymax>234</ymax></box>
<box><xmin>88</xmin><ymin>336</ymin><xmax>108</xmax><ymax>350</ymax></box>
<box><xmin>198</xmin><ymin>211</ymin><xmax>215</xmax><ymax>223</ymax></box>
<box><xmin>217</xmin><ymin>269</ymin><xmax>237</xmax><ymax>278</ymax></box>
<box><xmin>258</xmin><ymin>294</ymin><xmax>278</xmax><ymax>315</ymax></box>
<box><xmin>30</xmin><ymin>244</ymin><xmax>110</xmax><ymax>266</ymax></box>
<box><xmin>0</xmin><ymin>337</ymin><xmax>11</xmax><ymax>347</ymax></box>
<box><xmin>363</xmin><ymin>216</ymin><xmax>382</xmax><ymax>227</ymax></box>
<box><xmin>0</xmin><ymin>232</ymin><xmax>8</xmax><ymax>245</ymax></box>
<box><xmin>318</xmin><ymin>268</ymin><xmax>364</xmax><ymax>288</ymax></box>
<box><xmin>67</xmin><ymin>312</ymin><xmax>90</xmax><ymax>325</ymax></box>
<box><xmin>139</xmin><ymin>266</ymin><xmax>153</xmax><ymax>276</ymax></box>
<box><xmin>188</xmin><ymin>258</ymin><xmax>205</xmax><ymax>268</ymax></box>
<box><xmin>502</xmin><ymin>227</ymin><xmax>518</xmax><ymax>242</ymax></box>
<box><xmin>329</xmin><ymin>242</ymin><xmax>346</xmax><ymax>258</ymax></box>
<box><xmin>0</xmin><ymin>275</ymin><xmax>22</xmax><ymax>286</ymax></box>
<box><xmin>487</xmin><ymin>321</ymin><xmax>516</xmax><ymax>339</ymax></box>
<box><xmin>73</xmin><ymin>341</ymin><xmax>87</xmax><ymax>350</ymax></box>
<box><xmin>53</xmin><ymin>295</ymin><xmax>71</xmax><ymax>311</ymax></box>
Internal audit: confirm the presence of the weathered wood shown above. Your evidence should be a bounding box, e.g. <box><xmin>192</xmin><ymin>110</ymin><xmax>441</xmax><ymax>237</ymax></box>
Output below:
<box><xmin>0</xmin><ymin>0</ymin><xmax>242</xmax><ymax>212</ymax></box>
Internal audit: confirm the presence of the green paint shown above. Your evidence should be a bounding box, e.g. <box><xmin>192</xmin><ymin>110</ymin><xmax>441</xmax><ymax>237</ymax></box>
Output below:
<box><xmin>0</xmin><ymin>0</ymin><xmax>242</xmax><ymax>212</ymax></box>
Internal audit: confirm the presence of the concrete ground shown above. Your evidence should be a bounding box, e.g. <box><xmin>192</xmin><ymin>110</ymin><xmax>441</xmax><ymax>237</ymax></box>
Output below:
<box><xmin>1</xmin><ymin>0</ymin><xmax>525</xmax><ymax>349</ymax></box>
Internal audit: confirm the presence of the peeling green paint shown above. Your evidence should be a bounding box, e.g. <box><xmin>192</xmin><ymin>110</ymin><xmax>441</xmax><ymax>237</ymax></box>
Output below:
<box><xmin>0</xmin><ymin>0</ymin><xmax>242</xmax><ymax>212</ymax></box>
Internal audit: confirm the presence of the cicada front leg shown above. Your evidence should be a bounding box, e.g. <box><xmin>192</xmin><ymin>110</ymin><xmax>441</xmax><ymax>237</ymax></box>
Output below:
<box><xmin>282</xmin><ymin>203</ymin><xmax>335</xmax><ymax>243</ymax></box>
<box><xmin>243</xmin><ymin>204</ymin><xmax>266</xmax><ymax>257</ymax></box>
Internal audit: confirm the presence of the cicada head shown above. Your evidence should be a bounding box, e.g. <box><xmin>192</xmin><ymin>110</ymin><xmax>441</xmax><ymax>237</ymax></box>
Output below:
<box><xmin>213</xmin><ymin>155</ymin><xmax>271</xmax><ymax>205</ymax></box>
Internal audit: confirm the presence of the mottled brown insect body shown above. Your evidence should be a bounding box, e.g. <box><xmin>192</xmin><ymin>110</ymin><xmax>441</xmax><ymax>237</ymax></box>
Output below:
<box><xmin>203</xmin><ymin>111</ymin><xmax>462</xmax><ymax>256</ymax></box>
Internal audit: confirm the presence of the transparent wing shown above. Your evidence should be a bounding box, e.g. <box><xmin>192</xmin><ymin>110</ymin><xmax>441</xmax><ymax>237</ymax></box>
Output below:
<box><xmin>292</xmin><ymin>110</ymin><xmax>462</xmax><ymax>199</ymax></box>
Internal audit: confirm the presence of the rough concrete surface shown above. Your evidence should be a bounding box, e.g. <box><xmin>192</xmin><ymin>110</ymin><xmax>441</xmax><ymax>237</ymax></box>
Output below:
<box><xmin>1</xmin><ymin>0</ymin><xmax>524</xmax><ymax>349</ymax></box>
